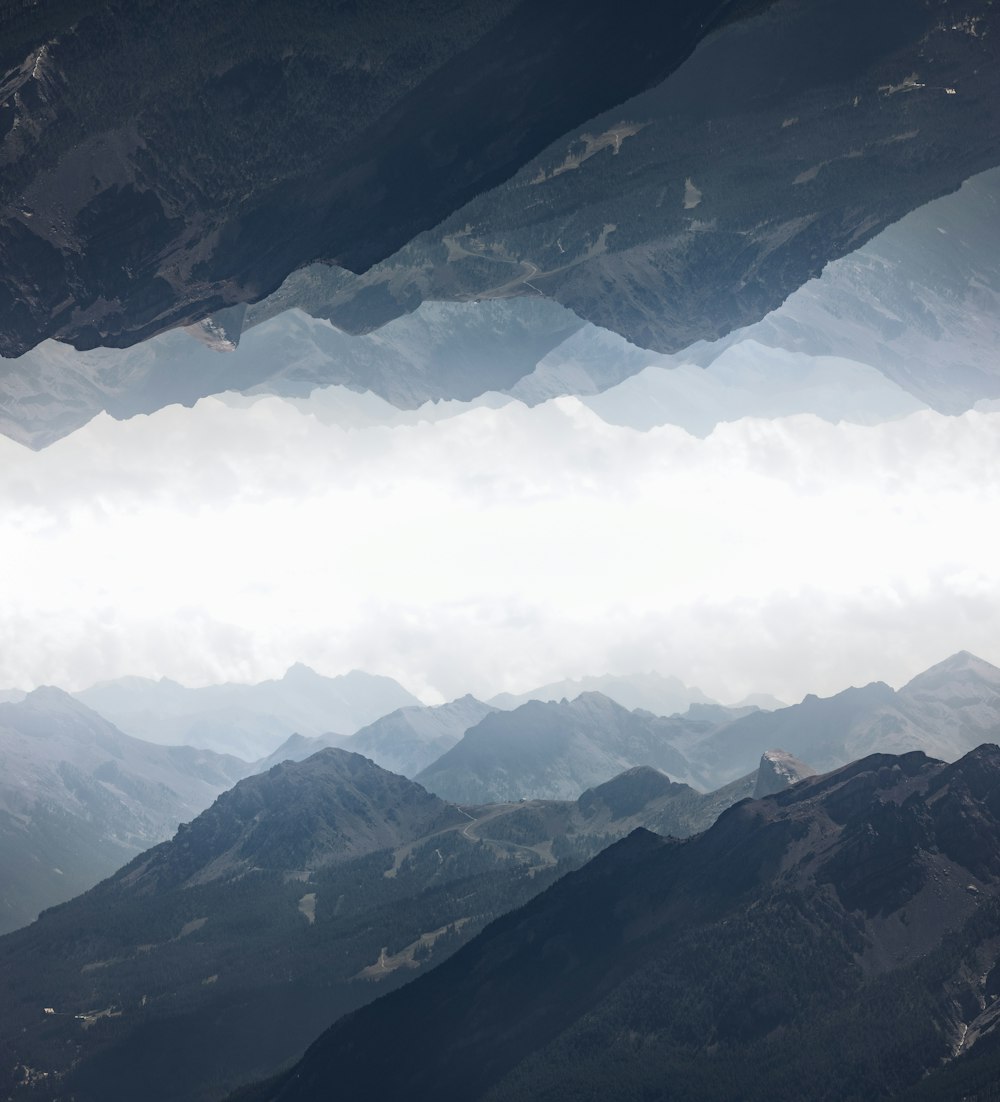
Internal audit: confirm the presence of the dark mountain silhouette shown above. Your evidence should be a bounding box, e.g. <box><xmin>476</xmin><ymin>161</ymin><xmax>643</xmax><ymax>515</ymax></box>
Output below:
<box><xmin>239</xmin><ymin>745</ymin><xmax>1000</xmax><ymax>1102</ymax></box>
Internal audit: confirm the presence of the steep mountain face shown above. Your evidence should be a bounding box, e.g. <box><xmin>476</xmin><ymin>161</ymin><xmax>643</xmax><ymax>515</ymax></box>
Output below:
<box><xmin>0</xmin><ymin>750</ymin><xmax>772</xmax><ymax>1102</ymax></box>
<box><xmin>74</xmin><ymin>664</ymin><xmax>419</xmax><ymax>759</ymax></box>
<box><xmin>243</xmin><ymin>745</ymin><xmax>1000</xmax><ymax>1102</ymax></box>
<box><xmin>0</xmin><ymin>688</ymin><xmax>247</xmax><ymax>934</ymax></box>
<box><xmin>488</xmin><ymin>672</ymin><xmax>714</xmax><ymax>715</ymax></box>
<box><xmin>691</xmin><ymin>651</ymin><xmax>1000</xmax><ymax>785</ymax></box>
<box><xmin>0</xmin><ymin>0</ymin><xmax>776</xmax><ymax>357</ymax></box>
<box><xmin>345</xmin><ymin>695</ymin><xmax>498</xmax><ymax>778</ymax></box>
<box><xmin>415</xmin><ymin>692</ymin><xmax>711</xmax><ymax>802</ymax></box>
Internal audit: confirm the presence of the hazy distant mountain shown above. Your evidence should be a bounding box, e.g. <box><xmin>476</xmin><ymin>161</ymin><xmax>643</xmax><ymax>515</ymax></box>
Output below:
<box><xmin>733</xmin><ymin>692</ymin><xmax>788</xmax><ymax>710</ymax></box>
<box><xmin>0</xmin><ymin>688</ymin><xmax>247</xmax><ymax>934</ymax></box>
<box><xmin>247</xmin><ymin>745</ymin><xmax>1000</xmax><ymax>1102</ymax></box>
<box><xmin>251</xmin><ymin>696</ymin><xmax>496</xmax><ymax>778</ymax></box>
<box><xmin>692</xmin><ymin>651</ymin><xmax>1000</xmax><ymax>785</ymax></box>
<box><xmin>415</xmin><ymin>692</ymin><xmax>713</xmax><ymax>802</ymax></box>
<box><xmin>344</xmin><ymin>695</ymin><xmax>498</xmax><ymax>778</ymax></box>
<box><xmin>0</xmin><ymin>748</ymin><xmax>777</xmax><ymax>1102</ymax></box>
<box><xmin>74</xmin><ymin>664</ymin><xmax>420</xmax><ymax>759</ymax></box>
<box><xmin>489</xmin><ymin>673</ymin><xmax>714</xmax><ymax>716</ymax></box>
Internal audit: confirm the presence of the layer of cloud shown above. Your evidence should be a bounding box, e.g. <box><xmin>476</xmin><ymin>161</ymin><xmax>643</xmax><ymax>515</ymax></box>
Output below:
<box><xmin>0</xmin><ymin>393</ymin><xmax>997</xmax><ymax>704</ymax></box>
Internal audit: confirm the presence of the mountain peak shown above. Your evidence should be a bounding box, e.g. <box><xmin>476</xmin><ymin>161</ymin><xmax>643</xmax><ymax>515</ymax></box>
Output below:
<box><xmin>901</xmin><ymin>651</ymin><xmax>1000</xmax><ymax>697</ymax></box>
<box><xmin>282</xmin><ymin>662</ymin><xmax>321</xmax><ymax>681</ymax></box>
<box><xmin>121</xmin><ymin>747</ymin><xmax>463</xmax><ymax>892</ymax></box>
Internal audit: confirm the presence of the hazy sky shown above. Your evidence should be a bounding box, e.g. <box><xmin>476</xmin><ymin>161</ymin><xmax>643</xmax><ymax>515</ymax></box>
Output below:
<box><xmin>1</xmin><ymin>386</ymin><xmax>997</xmax><ymax>705</ymax></box>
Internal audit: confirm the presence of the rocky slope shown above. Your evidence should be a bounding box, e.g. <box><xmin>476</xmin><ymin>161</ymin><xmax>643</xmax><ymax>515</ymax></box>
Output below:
<box><xmin>241</xmin><ymin>744</ymin><xmax>1000</xmax><ymax>1102</ymax></box>
<box><xmin>74</xmin><ymin>664</ymin><xmax>419</xmax><ymax>759</ymax></box>
<box><xmin>752</xmin><ymin>748</ymin><xmax>816</xmax><ymax>798</ymax></box>
<box><xmin>0</xmin><ymin>687</ymin><xmax>247</xmax><ymax>934</ymax></box>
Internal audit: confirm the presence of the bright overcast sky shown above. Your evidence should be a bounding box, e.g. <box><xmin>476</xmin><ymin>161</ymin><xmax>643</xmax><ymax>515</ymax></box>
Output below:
<box><xmin>1</xmin><ymin>390</ymin><xmax>998</xmax><ymax>705</ymax></box>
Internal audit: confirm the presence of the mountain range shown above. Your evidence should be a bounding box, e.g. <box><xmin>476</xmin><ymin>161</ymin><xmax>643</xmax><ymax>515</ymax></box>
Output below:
<box><xmin>412</xmin><ymin>652</ymin><xmax>1000</xmax><ymax>802</ymax></box>
<box><xmin>689</xmin><ymin>650</ymin><xmax>1000</xmax><ymax>784</ymax></box>
<box><xmin>0</xmin><ymin>746</ymin><xmax>799</xmax><ymax>1102</ymax></box>
<box><xmin>237</xmin><ymin>743</ymin><xmax>1000</xmax><ymax>1102</ymax></box>
<box><xmin>5</xmin><ymin>650</ymin><xmax>998</xmax><ymax>943</ymax></box>
<box><xmin>73</xmin><ymin>664</ymin><xmax>420</xmax><ymax>759</ymax></box>
<box><xmin>3</xmin><ymin>158</ymin><xmax>999</xmax><ymax>449</ymax></box>
<box><xmin>415</xmin><ymin>692</ymin><xmax>715</xmax><ymax>801</ymax></box>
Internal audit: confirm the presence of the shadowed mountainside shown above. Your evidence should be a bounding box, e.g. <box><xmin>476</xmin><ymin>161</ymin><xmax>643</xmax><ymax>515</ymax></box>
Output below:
<box><xmin>237</xmin><ymin>744</ymin><xmax>1000</xmax><ymax>1102</ymax></box>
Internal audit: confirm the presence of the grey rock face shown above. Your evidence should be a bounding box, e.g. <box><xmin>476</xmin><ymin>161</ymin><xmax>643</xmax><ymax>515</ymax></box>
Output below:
<box><xmin>752</xmin><ymin>748</ymin><xmax>817</xmax><ymax>798</ymax></box>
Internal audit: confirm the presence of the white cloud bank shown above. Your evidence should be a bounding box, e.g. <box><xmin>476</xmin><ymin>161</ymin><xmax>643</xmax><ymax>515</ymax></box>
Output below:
<box><xmin>0</xmin><ymin>392</ymin><xmax>998</xmax><ymax>705</ymax></box>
